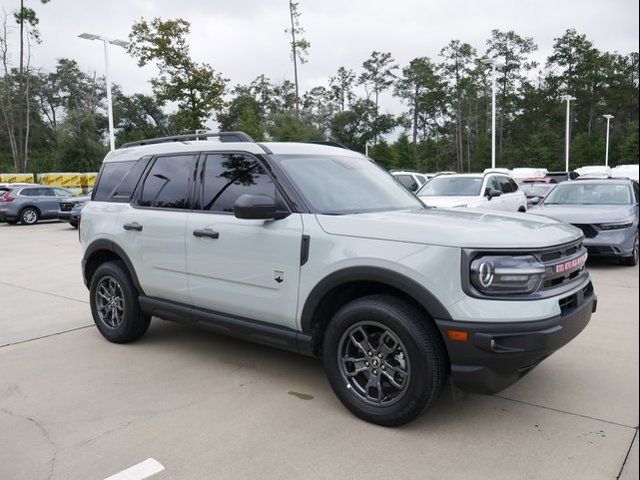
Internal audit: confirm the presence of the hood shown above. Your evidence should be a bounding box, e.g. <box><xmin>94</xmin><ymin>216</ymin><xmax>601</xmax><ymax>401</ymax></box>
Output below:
<box><xmin>528</xmin><ymin>204</ymin><xmax>635</xmax><ymax>224</ymax></box>
<box><xmin>60</xmin><ymin>195</ymin><xmax>91</xmax><ymax>204</ymax></box>
<box><xmin>315</xmin><ymin>208</ymin><xmax>581</xmax><ymax>249</ymax></box>
<box><xmin>418</xmin><ymin>196</ymin><xmax>483</xmax><ymax>208</ymax></box>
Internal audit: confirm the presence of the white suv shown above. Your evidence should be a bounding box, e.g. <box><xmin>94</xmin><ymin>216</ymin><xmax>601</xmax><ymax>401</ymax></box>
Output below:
<box><xmin>80</xmin><ymin>132</ymin><xmax>596</xmax><ymax>426</ymax></box>
<box><xmin>417</xmin><ymin>173</ymin><xmax>528</xmax><ymax>212</ymax></box>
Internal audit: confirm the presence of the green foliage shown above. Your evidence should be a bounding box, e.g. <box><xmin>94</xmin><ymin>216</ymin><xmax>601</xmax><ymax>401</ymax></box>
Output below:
<box><xmin>369</xmin><ymin>140</ymin><xmax>398</xmax><ymax>169</ymax></box>
<box><xmin>393</xmin><ymin>133</ymin><xmax>417</xmax><ymax>170</ymax></box>
<box><xmin>128</xmin><ymin>17</ymin><xmax>227</xmax><ymax>132</ymax></box>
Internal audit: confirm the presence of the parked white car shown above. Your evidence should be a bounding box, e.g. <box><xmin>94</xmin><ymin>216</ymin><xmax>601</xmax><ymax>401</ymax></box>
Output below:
<box><xmin>611</xmin><ymin>164</ymin><xmax>639</xmax><ymax>182</ymax></box>
<box><xmin>417</xmin><ymin>173</ymin><xmax>528</xmax><ymax>212</ymax></box>
<box><xmin>391</xmin><ymin>171</ymin><xmax>429</xmax><ymax>193</ymax></box>
<box><xmin>512</xmin><ymin>167</ymin><xmax>548</xmax><ymax>180</ymax></box>
<box><xmin>575</xmin><ymin>166</ymin><xmax>612</xmax><ymax>178</ymax></box>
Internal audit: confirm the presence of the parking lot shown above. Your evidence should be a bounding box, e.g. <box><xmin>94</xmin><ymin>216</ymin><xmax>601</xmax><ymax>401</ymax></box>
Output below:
<box><xmin>0</xmin><ymin>221</ymin><xmax>637</xmax><ymax>480</ymax></box>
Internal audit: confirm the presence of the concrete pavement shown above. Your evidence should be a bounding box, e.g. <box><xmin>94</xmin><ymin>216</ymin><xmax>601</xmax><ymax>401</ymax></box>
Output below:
<box><xmin>0</xmin><ymin>221</ymin><xmax>638</xmax><ymax>479</ymax></box>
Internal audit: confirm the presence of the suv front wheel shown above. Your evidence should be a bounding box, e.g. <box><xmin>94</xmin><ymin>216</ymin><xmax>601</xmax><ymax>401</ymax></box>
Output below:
<box><xmin>90</xmin><ymin>260</ymin><xmax>151</xmax><ymax>343</ymax></box>
<box><xmin>323</xmin><ymin>295</ymin><xmax>447</xmax><ymax>427</ymax></box>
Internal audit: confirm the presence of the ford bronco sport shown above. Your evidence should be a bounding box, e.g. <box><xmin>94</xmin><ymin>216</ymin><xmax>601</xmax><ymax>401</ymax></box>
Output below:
<box><xmin>80</xmin><ymin>132</ymin><xmax>596</xmax><ymax>426</ymax></box>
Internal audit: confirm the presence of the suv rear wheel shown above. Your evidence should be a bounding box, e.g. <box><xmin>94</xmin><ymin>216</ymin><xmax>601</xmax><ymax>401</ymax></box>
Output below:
<box><xmin>323</xmin><ymin>294</ymin><xmax>447</xmax><ymax>427</ymax></box>
<box><xmin>90</xmin><ymin>260</ymin><xmax>151</xmax><ymax>343</ymax></box>
<box><xmin>20</xmin><ymin>207</ymin><xmax>39</xmax><ymax>225</ymax></box>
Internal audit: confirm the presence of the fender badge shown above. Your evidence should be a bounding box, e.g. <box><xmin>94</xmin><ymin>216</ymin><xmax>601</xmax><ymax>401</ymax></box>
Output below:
<box><xmin>274</xmin><ymin>270</ymin><xmax>285</xmax><ymax>284</ymax></box>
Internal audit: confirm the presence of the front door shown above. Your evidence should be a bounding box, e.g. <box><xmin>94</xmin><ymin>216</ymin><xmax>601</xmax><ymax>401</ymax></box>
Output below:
<box><xmin>186</xmin><ymin>153</ymin><xmax>303</xmax><ymax>329</ymax></box>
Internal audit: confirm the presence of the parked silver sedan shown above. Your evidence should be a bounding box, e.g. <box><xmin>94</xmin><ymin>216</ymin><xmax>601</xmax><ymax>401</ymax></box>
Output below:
<box><xmin>529</xmin><ymin>179</ymin><xmax>639</xmax><ymax>266</ymax></box>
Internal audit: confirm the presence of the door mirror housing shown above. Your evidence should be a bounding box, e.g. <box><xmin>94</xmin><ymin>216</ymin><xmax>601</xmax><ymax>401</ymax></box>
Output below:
<box><xmin>233</xmin><ymin>194</ymin><xmax>289</xmax><ymax>220</ymax></box>
<box><xmin>529</xmin><ymin>197</ymin><xmax>541</xmax><ymax>205</ymax></box>
<box><xmin>486</xmin><ymin>188</ymin><xmax>502</xmax><ymax>200</ymax></box>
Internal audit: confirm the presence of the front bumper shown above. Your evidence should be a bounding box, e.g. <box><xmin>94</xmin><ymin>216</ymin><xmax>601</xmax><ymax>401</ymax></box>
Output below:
<box><xmin>58</xmin><ymin>211</ymin><xmax>72</xmax><ymax>221</ymax></box>
<box><xmin>584</xmin><ymin>229</ymin><xmax>636</xmax><ymax>257</ymax></box>
<box><xmin>435</xmin><ymin>284</ymin><xmax>596</xmax><ymax>394</ymax></box>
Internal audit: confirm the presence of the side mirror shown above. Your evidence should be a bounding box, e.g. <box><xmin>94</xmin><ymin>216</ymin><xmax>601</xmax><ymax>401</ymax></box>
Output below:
<box><xmin>486</xmin><ymin>188</ymin><xmax>502</xmax><ymax>200</ymax></box>
<box><xmin>233</xmin><ymin>194</ymin><xmax>289</xmax><ymax>220</ymax></box>
<box><xmin>530</xmin><ymin>197</ymin><xmax>541</xmax><ymax>205</ymax></box>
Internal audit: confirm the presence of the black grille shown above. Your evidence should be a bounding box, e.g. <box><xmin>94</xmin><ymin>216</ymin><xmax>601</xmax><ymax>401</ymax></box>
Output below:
<box><xmin>572</xmin><ymin>224</ymin><xmax>598</xmax><ymax>238</ymax></box>
<box><xmin>59</xmin><ymin>203</ymin><xmax>74</xmax><ymax>212</ymax></box>
<box><xmin>559</xmin><ymin>281</ymin><xmax>594</xmax><ymax>315</ymax></box>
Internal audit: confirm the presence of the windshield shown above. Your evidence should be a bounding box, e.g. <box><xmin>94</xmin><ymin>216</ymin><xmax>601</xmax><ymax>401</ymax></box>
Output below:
<box><xmin>521</xmin><ymin>183</ymin><xmax>555</xmax><ymax>197</ymax></box>
<box><xmin>271</xmin><ymin>154</ymin><xmax>423</xmax><ymax>214</ymax></box>
<box><xmin>417</xmin><ymin>176</ymin><xmax>483</xmax><ymax>197</ymax></box>
<box><xmin>543</xmin><ymin>183</ymin><xmax>631</xmax><ymax>205</ymax></box>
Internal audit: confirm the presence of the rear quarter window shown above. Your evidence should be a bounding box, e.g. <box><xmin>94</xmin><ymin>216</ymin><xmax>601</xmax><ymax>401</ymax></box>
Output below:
<box><xmin>93</xmin><ymin>158</ymin><xmax>151</xmax><ymax>202</ymax></box>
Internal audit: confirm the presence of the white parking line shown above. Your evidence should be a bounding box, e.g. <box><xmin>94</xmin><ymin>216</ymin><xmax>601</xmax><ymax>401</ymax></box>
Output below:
<box><xmin>104</xmin><ymin>458</ymin><xmax>165</xmax><ymax>480</ymax></box>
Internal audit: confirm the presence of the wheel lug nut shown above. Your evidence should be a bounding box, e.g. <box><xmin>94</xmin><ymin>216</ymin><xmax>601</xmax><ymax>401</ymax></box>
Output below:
<box><xmin>381</xmin><ymin>365</ymin><xmax>386</xmax><ymax>370</ymax></box>
<box><xmin>367</xmin><ymin>351</ymin><xmax>372</xmax><ymax>356</ymax></box>
<box><xmin>365</xmin><ymin>362</ymin><xmax>370</xmax><ymax>366</ymax></box>
<box><xmin>377</xmin><ymin>353</ymin><xmax>382</xmax><ymax>358</ymax></box>
<box><xmin>373</xmin><ymin>369</ymin><xmax>378</xmax><ymax>375</ymax></box>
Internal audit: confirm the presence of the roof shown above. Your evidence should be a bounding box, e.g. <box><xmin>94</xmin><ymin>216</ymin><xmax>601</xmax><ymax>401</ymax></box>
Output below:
<box><xmin>102</xmin><ymin>140</ymin><xmax>364</xmax><ymax>163</ymax></box>
<box><xmin>562</xmin><ymin>178</ymin><xmax>633</xmax><ymax>185</ymax></box>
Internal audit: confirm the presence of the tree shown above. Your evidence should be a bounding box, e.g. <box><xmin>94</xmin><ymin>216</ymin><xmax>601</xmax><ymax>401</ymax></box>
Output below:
<box><xmin>113</xmin><ymin>91</ymin><xmax>170</xmax><ymax>146</ymax></box>
<box><xmin>393</xmin><ymin>133</ymin><xmax>417</xmax><ymax>170</ymax></box>
<box><xmin>329</xmin><ymin>99</ymin><xmax>397</xmax><ymax>151</ymax></box>
<box><xmin>359</xmin><ymin>51</ymin><xmax>398</xmax><ymax>143</ymax></box>
<box><xmin>128</xmin><ymin>17</ymin><xmax>227</xmax><ymax>133</ymax></box>
<box><xmin>0</xmin><ymin>1</ymin><xmax>51</xmax><ymax>172</ymax></box>
<box><xmin>330</xmin><ymin>66</ymin><xmax>356</xmax><ymax>112</ymax></box>
<box><xmin>285</xmin><ymin>1</ymin><xmax>310</xmax><ymax>116</ymax></box>
<box><xmin>218</xmin><ymin>93</ymin><xmax>266</xmax><ymax>141</ymax></box>
<box><xmin>394</xmin><ymin>57</ymin><xmax>442</xmax><ymax>151</ymax></box>
<box><xmin>486</xmin><ymin>29</ymin><xmax>538</xmax><ymax>160</ymax></box>
<box><xmin>439</xmin><ymin>40</ymin><xmax>477</xmax><ymax>171</ymax></box>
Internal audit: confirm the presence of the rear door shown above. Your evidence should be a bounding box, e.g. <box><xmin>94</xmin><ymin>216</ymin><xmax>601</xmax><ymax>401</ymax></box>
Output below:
<box><xmin>186</xmin><ymin>152</ymin><xmax>303</xmax><ymax>328</ymax></box>
<box><xmin>483</xmin><ymin>176</ymin><xmax>504</xmax><ymax>210</ymax></box>
<box><xmin>115</xmin><ymin>154</ymin><xmax>197</xmax><ymax>303</ymax></box>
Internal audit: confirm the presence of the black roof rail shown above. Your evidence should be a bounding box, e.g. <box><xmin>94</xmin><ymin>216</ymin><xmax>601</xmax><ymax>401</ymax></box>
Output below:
<box><xmin>119</xmin><ymin>131</ymin><xmax>255</xmax><ymax>149</ymax></box>
<box><xmin>301</xmin><ymin>141</ymin><xmax>349</xmax><ymax>149</ymax></box>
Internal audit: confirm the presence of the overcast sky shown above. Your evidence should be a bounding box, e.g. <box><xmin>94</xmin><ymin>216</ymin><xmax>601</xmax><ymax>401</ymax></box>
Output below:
<box><xmin>1</xmin><ymin>0</ymin><xmax>638</xmax><ymax>117</ymax></box>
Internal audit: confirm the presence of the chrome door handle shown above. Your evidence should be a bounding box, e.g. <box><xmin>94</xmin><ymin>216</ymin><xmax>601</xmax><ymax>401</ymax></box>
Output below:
<box><xmin>193</xmin><ymin>228</ymin><xmax>219</xmax><ymax>239</ymax></box>
<box><xmin>123</xmin><ymin>222</ymin><xmax>143</xmax><ymax>232</ymax></box>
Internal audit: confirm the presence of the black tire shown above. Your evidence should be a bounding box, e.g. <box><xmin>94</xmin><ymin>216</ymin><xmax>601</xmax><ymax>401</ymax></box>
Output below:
<box><xmin>89</xmin><ymin>260</ymin><xmax>151</xmax><ymax>343</ymax></box>
<box><xmin>323</xmin><ymin>294</ymin><xmax>447</xmax><ymax>427</ymax></box>
<box><xmin>621</xmin><ymin>233</ymin><xmax>639</xmax><ymax>266</ymax></box>
<box><xmin>19</xmin><ymin>207</ymin><xmax>39</xmax><ymax>225</ymax></box>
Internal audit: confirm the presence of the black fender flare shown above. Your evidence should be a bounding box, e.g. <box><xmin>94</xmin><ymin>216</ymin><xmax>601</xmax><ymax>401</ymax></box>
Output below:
<box><xmin>299</xmin><ymin>266</ymin><xmax>452</xmax><ymax>334</ymax></box>
<box><xmin>83</xmin><ymin>238</ymin><xmax>144</xmax><ymax>294</ymax></box>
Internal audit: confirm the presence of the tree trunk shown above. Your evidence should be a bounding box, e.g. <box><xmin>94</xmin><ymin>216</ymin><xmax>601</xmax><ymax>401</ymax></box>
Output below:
<box><xmin>288</xmin><ymin>1</ymin><xmax>300</xmax><ymax>117</ymax></box>
<box><xmin>412</xmin><ymin>83</ymin><xmax>418</xmax><ymax>154</ymax></box>
<box><xmin>17</xmin><ymin>0</ymin><xmax>26</xmax><ymax>172</ymax></box>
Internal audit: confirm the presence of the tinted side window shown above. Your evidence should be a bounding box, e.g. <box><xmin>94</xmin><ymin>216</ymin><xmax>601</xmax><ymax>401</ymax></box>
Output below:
<box><xmin>485</xmin><ymin>177</ymin><xmax>500</xmax><ymax>195</ymax></box>
<box><xmin>94</xmin><ymin>161</ymin><xmax>136</xmax><ymax>201</ymax></box>
<box><xmin>138</xmin><ymin>155</ymin><xmax>196</xmax><ymax>209</ymax></box>
<box><xmin>633</xmin><ymin>182</ymin><xmax>639</xmax><ymax>203</ymax></box>
<box><xmin>396</xmin><ymin>175</ymin><xmax>417</xmax><ymax>191</ymax></box>
<box><xmin>20</xmin><ymin>188</ymin><xmax>40</xmax><ymax>196</ymax></box>
<box><xmin>53</xmin><ymin>188</ymin><xmax>73</xmax><ymax>197</ymax></box>
<box><xmin>201</xmin><ymin>154</ymin><xmax>279</xmax><ymax>213</ymax></box>
<box><xmin>498</xmin><ymin>177</ymin><xmax>513</xmax><ymax>193</ymax></box>
<box><xmin>509</xmin><ymin>178</ymin><xmax>519</xmax><ymax>192</ymax></box>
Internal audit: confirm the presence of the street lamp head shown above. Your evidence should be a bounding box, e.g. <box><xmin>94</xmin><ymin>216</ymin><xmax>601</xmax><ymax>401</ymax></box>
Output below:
<box><xmin>603</xmin><ymin>114</ymin><xmax>614</xmax><ymax>120</ymax></box>
<box><xmin>560</xmin><ymin>94</ymin><xmax>576</xmax><ymax>102</ymax></box>
<box><xmin>109</xmin><ymin>39</ymin><xmax>129</xmax><ymax>48</ymax></box>
<box><xmin>78</xmin><ymin>33</ymin><xmax>101</xmax><ymax>41</ymax></box>
<box><xmin>481</xmin><ymin>58</ymin><xmax>504</xmax><ymax>68</ymax></box>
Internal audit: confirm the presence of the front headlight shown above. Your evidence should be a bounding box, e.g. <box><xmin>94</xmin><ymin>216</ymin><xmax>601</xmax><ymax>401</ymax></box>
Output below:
<box><xmin>597</xmin><ymin>221</ymin><xmax>634</xmax><ymax>231</ymax></box>
<box><xmin>75</xmin><ymin>201</ymin><xmax>87</xmax><ymax>208</ymax></box>
<box><xmin>470</xmin><ymin>255</ymin><xmax>546</xmax><ymax>295</ymax></box>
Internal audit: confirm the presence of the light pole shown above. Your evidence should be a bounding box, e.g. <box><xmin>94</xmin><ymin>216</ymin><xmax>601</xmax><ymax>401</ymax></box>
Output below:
<box><xmin>482</xmin><ymin>58</ymin><xmax>504</xmax><ymax>170</ymax></box>
<box><xmin>365</xmin><ymin>142</ymin><xmax>372</xmax><ymax>157</ymax></box>
<box><xmin>78</xmin><ymin>33</ymin><xmax>129</xmax><ymax>151</ymax></box>
<box><xmin>560</xmin><ymin>95</ymin><xmax>576</xmax><ymax>173</ymax></box>
<box><xmin>603</xmin><ymin>114</ymin><xmax>614</xmax><ymax>167</ymax></box>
